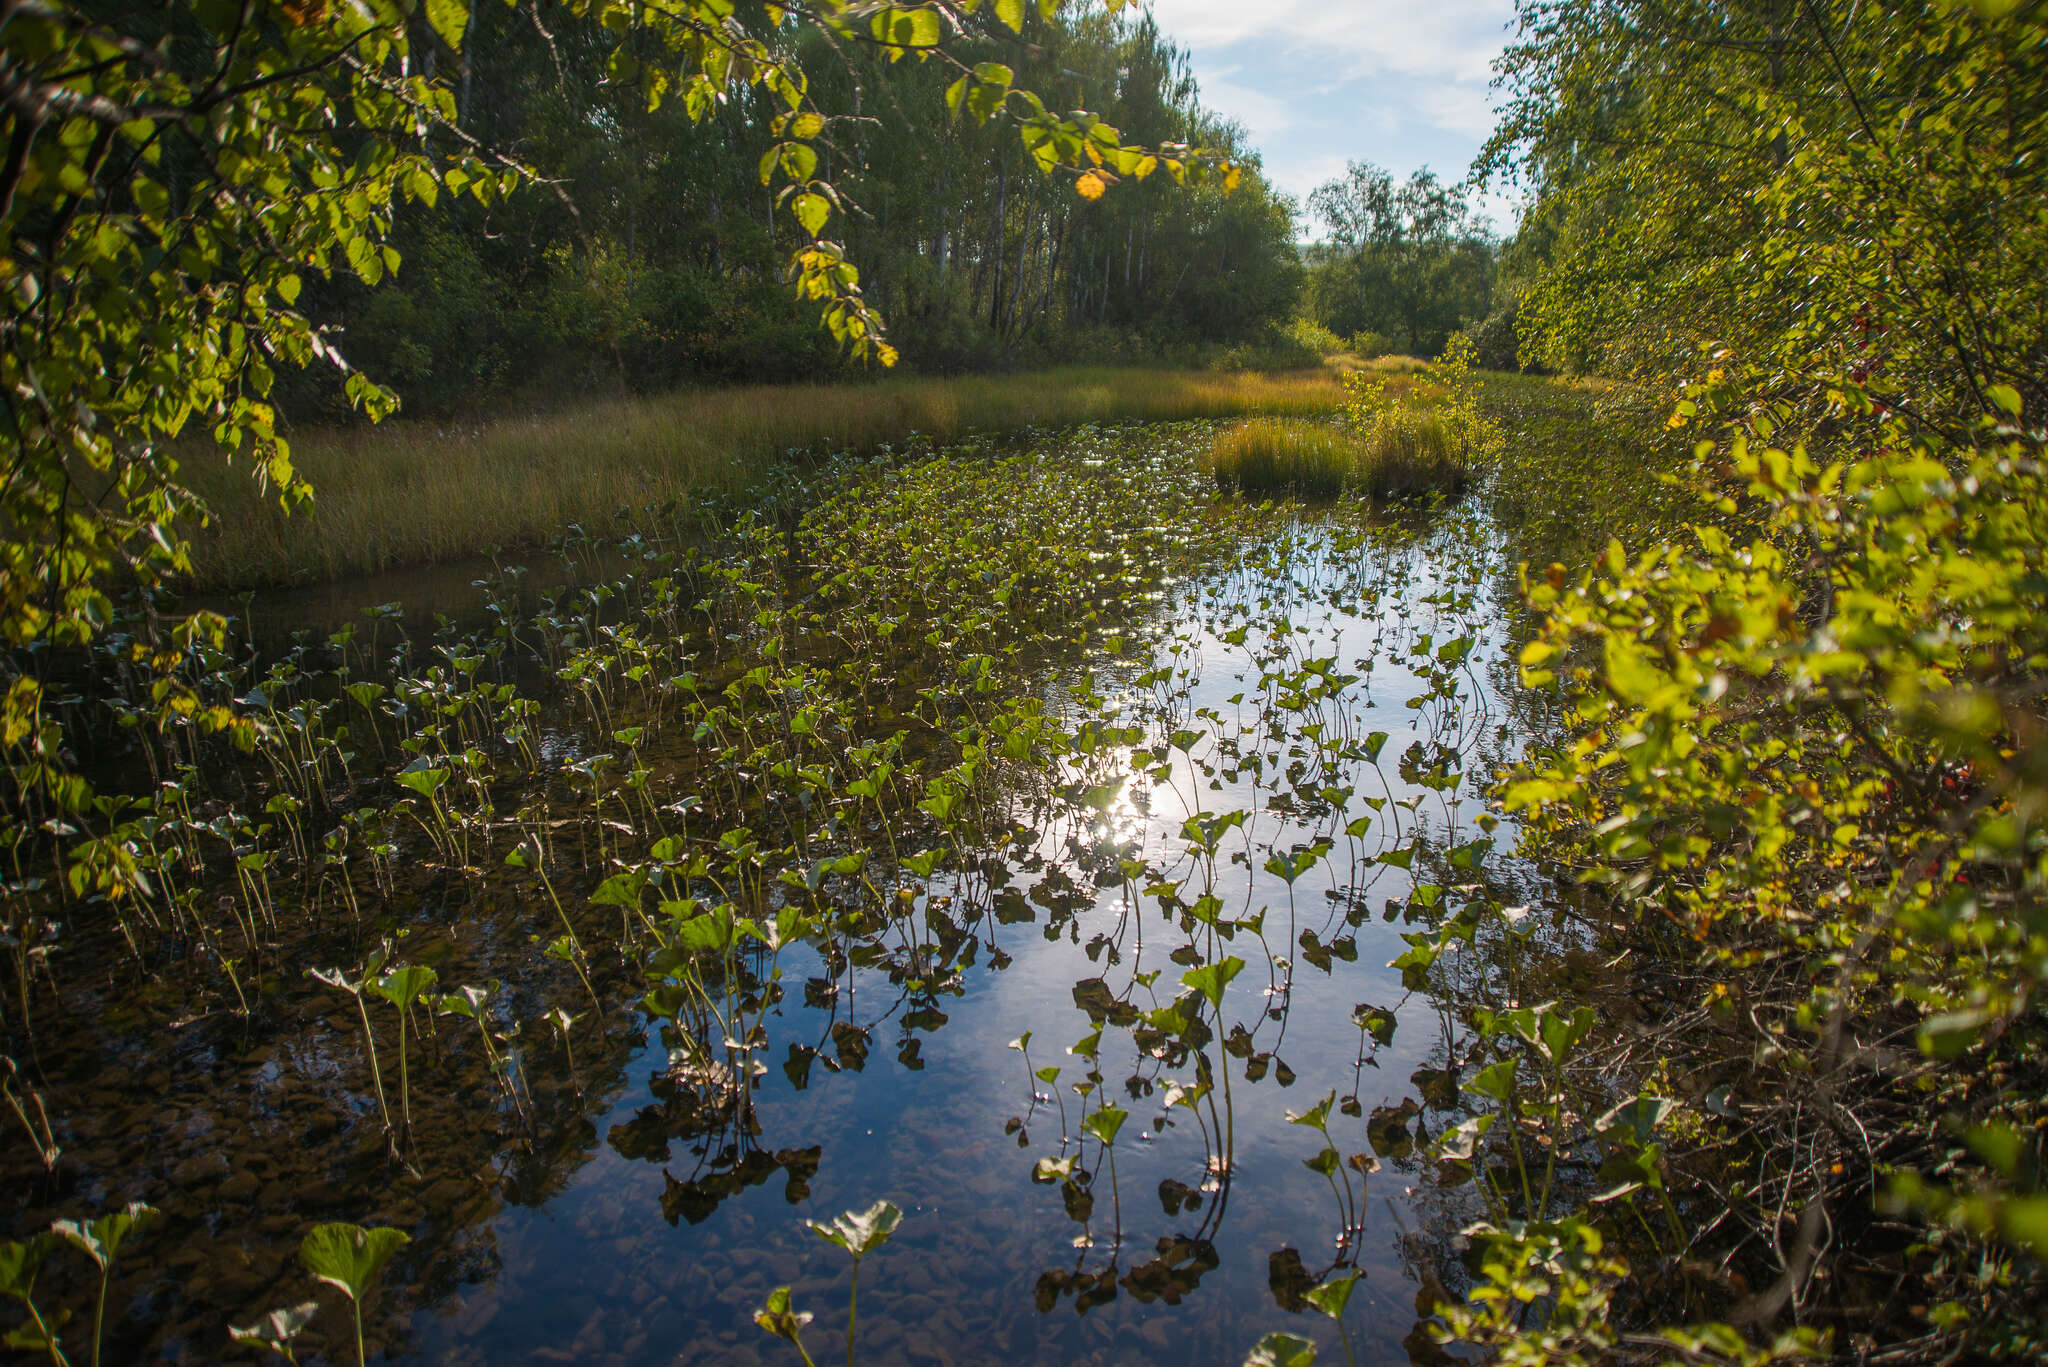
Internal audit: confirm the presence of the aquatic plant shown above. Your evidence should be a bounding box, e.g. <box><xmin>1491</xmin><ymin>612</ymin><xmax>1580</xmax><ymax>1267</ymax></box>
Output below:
<box><xmin>229</xmin><ymin>1301</ymin><xmax>319</xmax><ymax>1364</ymax></box>
<box><xmin>1</xmin><ymin>1233</ymin><xmax>65</xmax><ymax>1365</ymax></box>
<box><xmin>2</xmin><ymin>1056</ymin><xmax>59</xmax><ymax>1172</ymax></box>
<box><xmin>804</xmin><ymin>1201</ymin><xmax>903</xmax><ymax>1367</ymax></box>
<box><xmin>180</xmin><ymin>369</ymin><xmax>1346</xmax><ymax>590</ymax></box>
<box><xmin>752</xmin><ymin>1286</ymin><xmax>818</xmax><ymax>1367</ymax></box>
<box><xmin>296</xmin><ymin>1223</ymin><xmax>411</xmax><ymax>1367</ymax></box>
<box><xmin>0</xmin><ymin>405</ymin><xmax>1624</xmax><ymax>1361</ymax></box>
<box><xmin>1209</xmin><ymin>420</ymin><xmax>1355</xmax><ymax>497</ymax></box>
<box><xmin>1349</xmin><ymin>407</ymin><xmax>1468</xmax><ymax>500</ymax></box>
<box><xmin>373</xmin><ymin>965</ymin><xmax>439</xmax><ymax>1141</ymax></box>
<box><xmin>1303</xmin><ymin>1272</ymin><xmax>1361</xmax><ymax>1365</ymax></box>
<box><xmin>310</xmin><ymin>946</ymin><xmax>396</xmax><ymax>1135</ymax></box>
<box><xmin>52</xmin><ymin>1203</ymin><xmax>160</xmax><ymax>1367</ymax></box>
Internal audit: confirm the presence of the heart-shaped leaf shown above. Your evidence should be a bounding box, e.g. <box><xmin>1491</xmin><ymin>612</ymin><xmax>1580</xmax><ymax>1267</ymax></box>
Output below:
<box><xmin>1245</xmin><ymin>1331</ymin><xmax>1317</xmax><ymax>1367</ymax></box>
<box><xmin>805</xmin><ymin>1200</ymin><xmax>902</xmax><ymax>1259</ymax></box>
<box><xmin>1081</xmin><ymin>1105</ymin><xmax>1126</xmax><ymax>1147</ymax></box>
<box><xmin>1303</xmin><ymin>1270</ymin><xmax>1359</xmax><ymax>1320</ymax></box>
<box><xmin>374</xmin><ymin>965</ymin><xmax>438</xmax><ymax>1009</ymax></box>
<box><xmin>0</xmin><ymin>1232</ymin><xmax>57</xmax><ymax>1301</ymax></box>
<box><xmin>1182</xmin><ymin>955</ymin><xmax>1244</xmax><ymax>1010</ymax></box>
<box><xmin>53</xmin><ymin>1201</ymin><xmax>160</xmax><ymax>1270</ymax></box>
<box><xmin>299</xmin><ymin>1223</ymin><xmax>410</xmax><ymax>1303</ymax></box>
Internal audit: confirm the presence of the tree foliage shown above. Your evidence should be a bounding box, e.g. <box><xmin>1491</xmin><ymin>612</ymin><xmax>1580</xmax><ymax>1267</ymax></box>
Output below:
<box><xmin>1300</xmin><ymin>160</ymin><xmax>1494</xmax><ymax>358</ymax></box>
<box><xmin>1480</xmin><ymin>0</ymin><xmax>2048</xmax><ymax>1356</ymax></box>
<box><xmin>317</xmin><ymin>3</ymin><xmax>1303</xmax><ymax>407</ymax></box>
<box><xmin>0</xmin><ymin>0</ymin><xmax>1242</xmax><ymax>721</ymax></box>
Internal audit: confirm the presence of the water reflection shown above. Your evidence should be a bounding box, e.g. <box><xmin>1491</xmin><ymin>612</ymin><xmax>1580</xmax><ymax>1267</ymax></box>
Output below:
<box><xmin>397</xmin><ymin>505</ymin><xmax>1521</xmax><ymax>1366</ymax></box>
<box><xmin>4</xmin><ymin>432</ymin><xmax>1532</xmax><ymax>1367</ymax></box>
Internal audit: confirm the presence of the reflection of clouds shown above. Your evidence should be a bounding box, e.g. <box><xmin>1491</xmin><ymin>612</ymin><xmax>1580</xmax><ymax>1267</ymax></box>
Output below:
<box><xmin>432</xmin><ymin>511</ymin><xmax>1530</xmax><ymax>1366</ymax></box>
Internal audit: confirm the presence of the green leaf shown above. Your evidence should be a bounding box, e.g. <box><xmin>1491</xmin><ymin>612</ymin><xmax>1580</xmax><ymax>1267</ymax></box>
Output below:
<box><xmin>1466</xmin><ymin>1059</ymin><xmax>1515</xmax><ymax>1102</ymax></box>
<box><xmin>1303</xmin><ymin>1270</ymin><xmax>1358</xmax><ymax>1321</ymax></box>
<box><xmin>806</xmin><ymin>1200</ymin><xmax>902</xmax><ymax>1259</ymax></box>
<box><xmin>1182</xmin><ymin>955</ymin><xmax>1244</xmax><ymax>1009</ymax></box>
<box><xmin>1999</xmin><ymin>1195</ymin><xmax>2048</xmax><ymax>1255</ymax></box>
<box><xmin>298</xmin><ymin>1223</ymin><xmax>411</xmax><ymax>1303</ymax></box>
<box><xmin>752</xmin><ymin>1285</ymin><xmax>813</xmax><ymax>1343</ymax></box>
<box><xmin>52</xmin><ymin>1202</ymin><xmax>160</xmax><ymax>1271</ymax></box>
<box><xmin>1245</xmin><ymin>1331</ymin><xmax>1317</xmax><ymax>1367</ymax></box>
<box><xmin>1081</xmin><ymin>1105</ymin><xmax>1126</xmax><ymax>1147</ymax></box>
<box><xmin>0</xmin><ymin>1232</ymin><xmax>57</xmax><ymax>1300</ymax></box>
<box><xmin>374</xmin><ymin>964</ymin><xmax>438</xmax><ymax>1008</ymax></box>
<box><xmin>793</xmin><ymin>192</ymin><xmax>830</xmax><ymax>237</ymax></box>
<box><xmin>1917</xmin><ymin>1008</ymin><xmax>1990</xmax><ymax>1059</ymax></box>
<box><xmin>395</xmin><ymin>766</ymin><xmax>447</xmax><ymax>798</ymax></box>
<box><xmin>426</xmin><ymin>0</ymin><xmax>469</xmax><ymax>49</ymax></box>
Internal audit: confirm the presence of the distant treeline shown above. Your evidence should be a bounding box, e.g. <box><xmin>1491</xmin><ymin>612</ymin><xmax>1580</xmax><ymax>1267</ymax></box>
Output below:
<box><xmin>1298</xmin><ymin>161</ymin><xmax>1507</xmax><ymax>366</ymax></box>
<box><xmin>269</xmin><ymin>3</ymin><xmax>1310</xmax><ymax>416</ymax></box>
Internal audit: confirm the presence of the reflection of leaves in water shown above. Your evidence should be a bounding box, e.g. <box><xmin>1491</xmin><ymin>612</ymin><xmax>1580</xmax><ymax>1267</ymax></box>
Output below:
<box><xmin>1367</xmin><ymin>1099</ymin><xmax>1420</xmax><ymax>1160</ymax></box>
<box><xmin>1266</xmin><ymin>1247</ymin><xmax>1316</xmax><ymax>1312</ymax></box>
<box><xmin>831</xmin><ymin>1021</ymin><xmax>870</xmax><ymax>1072</ymax></box>
<box><xmin>1158</xmin><ymin>1177</ymin><xmax>1203</xmax><ymax>1217</ymax></box>
<box><xmin>1070</xmin><ymin>976</ymin><xmax>1138</xmax><ymax>1026</ymax></box>
<box><xmin>1122</xmin><ymin>1236</ymin><xmax>1219</xmax><ymax>1305</ymax></box>
<box><xmin>658</xmin><ymin>1147</ymin><xmax>820</xmax><ymax>1225</ymax></box>
<box><xmin>1033</xmin><ymin>1264</ymin><xmax>1120</xmax><ymax>1315</ymax></box>
<box><xmin>1410</xmin><ymin>1065</ymin><xmax>1460</xmax><ymax>1110</ymax></box>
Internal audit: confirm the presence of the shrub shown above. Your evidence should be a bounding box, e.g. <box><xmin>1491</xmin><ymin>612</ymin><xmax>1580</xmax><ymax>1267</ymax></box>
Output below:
<box><xmin>1459</xmin><ymin>299</ymin><xmax>1524</xmax><ymax>373</ymax></box>
<box><xmin>1352</xmin><ymin>407</ymin><xmax>1469</xmax><ymax>499</ymax></box>
<box><xmin>1285</xmin><ymin>317</ymin><xmax>1349</xmax><ymax>356</ymax></box>
<box><xmin>1346</xmin><ymin>329</ymin><xmax>1394</xmax><ymax>359</ymax></box>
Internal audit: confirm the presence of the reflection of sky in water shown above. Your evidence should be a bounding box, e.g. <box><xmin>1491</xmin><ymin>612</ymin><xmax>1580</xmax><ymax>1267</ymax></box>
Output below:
<box><xmin>406</xmin><ymin>513</ymin><xmax>1522</xmax><ymax>1367</ymax></box>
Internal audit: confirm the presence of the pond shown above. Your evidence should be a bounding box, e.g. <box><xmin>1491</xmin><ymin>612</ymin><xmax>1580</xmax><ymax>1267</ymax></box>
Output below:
<box><xmin>2</xmin><ymin>422</ymin><xmax>1579</xmax><ymax>1367</ymax></box>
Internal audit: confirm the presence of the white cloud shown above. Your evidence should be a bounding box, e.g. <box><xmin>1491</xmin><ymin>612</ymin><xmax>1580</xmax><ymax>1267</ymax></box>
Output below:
<box><xmin>1144</xmin><ymin>0</ymin><xmax>1512</xmax><ymax>85</ymax></box>
<box><xmin>1136</xmin><ymin>0</ymin><xmax>1519</xmax><ymax>225</ymax></box>
<box><xmin>1196</xmin><ymin>68</ymin><xmax>1298</xmax><ymax>136</ymax></box>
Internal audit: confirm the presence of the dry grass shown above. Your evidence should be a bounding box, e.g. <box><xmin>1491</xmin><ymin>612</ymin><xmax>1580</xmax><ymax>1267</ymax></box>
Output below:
<box><xmin>180</xmin><ymin>365</ymin><xmax>1344</xmax><ymax>590</ymax></box>
<box><xmin>1325</xmin><ymin>353</ymin><xmax>1431</xmax><ymax>377</ymax></box>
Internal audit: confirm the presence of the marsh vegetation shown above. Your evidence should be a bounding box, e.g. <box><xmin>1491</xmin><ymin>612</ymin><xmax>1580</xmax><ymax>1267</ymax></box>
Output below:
<box><xmin>6</xmin><ymin>0</ymin><xmax>2047</xmax><ymax>1362</ymax></box>
<box><xmin>6</xmin><ymin>401</ymin><xmax>1554</xmax><ymax>1364</ymax></box>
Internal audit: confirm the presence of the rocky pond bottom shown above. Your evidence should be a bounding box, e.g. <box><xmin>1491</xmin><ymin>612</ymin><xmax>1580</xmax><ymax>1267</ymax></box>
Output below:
<box><xmin>3</xmin><ymin>424</ymin><xmax>1582</xmax><ymax>1366</ymax></box>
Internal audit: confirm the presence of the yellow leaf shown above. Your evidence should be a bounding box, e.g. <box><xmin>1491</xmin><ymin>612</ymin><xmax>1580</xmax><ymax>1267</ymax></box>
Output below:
<box><xmin>1076</xmin><ymin>171</ymin><xmax>1107</xmax><ymax>201</ymax></box>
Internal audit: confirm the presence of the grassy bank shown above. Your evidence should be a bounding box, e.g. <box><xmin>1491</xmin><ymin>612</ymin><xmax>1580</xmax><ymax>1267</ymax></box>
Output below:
<box><xmin>180</xmin><ymin>365</ymin><xmax>1345</xmax><ymax>591</ymax></box>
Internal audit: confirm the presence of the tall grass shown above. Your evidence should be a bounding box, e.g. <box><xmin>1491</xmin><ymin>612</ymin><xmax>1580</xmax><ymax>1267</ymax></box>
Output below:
<box><xmin>181</xmin><ymin>365</ymin><xmax>1344</xmax><ymax>590</ymax></box>
<box><xmin>1209</xmin><ymin>419</ymin><xmax>1356</xmax><ymax>496</ymax></box>
<box><xmin>1352</xmin><ymin>407</ymin><xmax>1470</xmax><ymax>500</ymax></box>
<box><xmin>1208</xmin><ymin>409</ymin><xmax>1468</xmax><ymax>501</ymax></box>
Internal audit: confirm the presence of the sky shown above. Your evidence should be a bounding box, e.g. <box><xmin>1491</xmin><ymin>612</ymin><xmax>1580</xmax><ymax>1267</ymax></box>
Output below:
<box><xmin>1140</xmin><ymin>0</ymin><xmax>1525</xmax><ymax>234</ymax></box>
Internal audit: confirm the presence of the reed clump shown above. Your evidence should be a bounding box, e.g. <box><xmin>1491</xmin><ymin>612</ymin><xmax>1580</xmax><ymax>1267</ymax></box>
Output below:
<box><xmin>1208</xmin><ymin>408</ymin><xmax>1469</xmax><ymax>501</ymax></box>
<box><xmin>1208</xmin><ymin>419</ymin><xmax>1357</xmax><ymax>496</ymax></box>
<box><xmin>179</xmin><ymin>365</ymin><xmax>1345</xmax><ymax>590</ymax></box>
<box><xmin>1352</xmin><ymin>406</ymin><xmax>1470</xmax><ymax>499</ymax></box>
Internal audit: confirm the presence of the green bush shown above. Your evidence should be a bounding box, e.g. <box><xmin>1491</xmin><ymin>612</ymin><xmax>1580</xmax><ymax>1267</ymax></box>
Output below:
<box><xmin>1285</xmin><ymin>317</ymin><xmax>1348</xmax><ymax>355</ymax></box>
<box><xmin>1459</xmin><ymin>299</ymin><xmax>1522</xmax><ymax>372</ymax></box>
<box><xmin>1346</xmin><ymin>329</ymin><xmax>1393</xmax><ymax>359</ymax></box>
<box><xmin>1353</xmin><ymin>407</ymin><xmax>1469</xmax><ymax>499</ymax></box>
